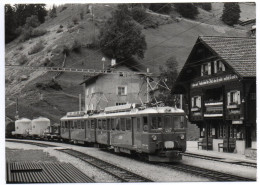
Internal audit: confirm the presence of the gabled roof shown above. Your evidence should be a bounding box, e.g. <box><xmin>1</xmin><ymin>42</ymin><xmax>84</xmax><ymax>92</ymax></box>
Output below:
<box><xmin>199</xmin><ymin>36</ymin><xmax>256</xmax><ymax>77</ymax></box>
<box><xmin>80</xmin><ymin>57</ymin><xmax>146</xmax><ymax>85</ymax></box>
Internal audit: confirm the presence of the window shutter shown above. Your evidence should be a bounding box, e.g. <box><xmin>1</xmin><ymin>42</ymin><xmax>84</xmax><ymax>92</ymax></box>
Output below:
<box><xmin>197</xmin><ymin>96</ymin><xmax>201</xmax><ymax>108</ymax></box>
<box><xmin>191</xmin><ymin>97</ymin><xmax>194</xmax><ymax>107</ymax></box>
<box><xmin>237</xmin><ymin>91</ymin><xmax>241</xmax><ymax>104</ymax></box>
<box><xmin>227</xmin><ymin>92</ymin><xmax>231</xmax><ymax>105</ymax></box>
<box><xmin>214</xmin><ymin>61</ymin><xmax>217</xmax><ymax>73</ymax></box>
<box><xmin>222</xmin><ymin>62</ymin><xmax>225</xmax><ymax>71</ymax></box>
<box><xmin>208</xmin><ymin>63</ymin><xmax>211</xmax><ymax>75</ymax></box>
<box><xmin>201</xmin><ymin>65</ymin><xmax>204</xmax><ymax>76</ymax></box>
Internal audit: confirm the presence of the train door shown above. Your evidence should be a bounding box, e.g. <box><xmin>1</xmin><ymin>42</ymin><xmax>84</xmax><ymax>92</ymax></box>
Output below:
<box><xmin>132</xmin><ymin>117</ymin><xmax>142</xmax><ymax>148</ymax></box>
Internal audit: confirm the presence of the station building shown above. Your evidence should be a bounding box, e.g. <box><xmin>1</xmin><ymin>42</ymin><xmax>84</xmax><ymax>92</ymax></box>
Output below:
<box><xmin>174</xmin><ymin>36</ymin><xmax>256</xmax><ymax>155</ymax></box>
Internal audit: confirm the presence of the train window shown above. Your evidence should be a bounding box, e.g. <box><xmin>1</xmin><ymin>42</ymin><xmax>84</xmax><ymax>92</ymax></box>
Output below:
<box><xmin>164</xmin><ymin>116</ymin><xmax>172</xmax><ymax>132</ymax></box>
<box><xmin>111</xmin><ymin>119</ymin><xmax>115</xmax><ymax>130</ymax></box>
<box><xmin>137</xmin><ymin>118</ymin><xmax>141</xmax><ymax>132</ymax></box>
<box><xmin>173</xmin><ymin>116</ymin><xmax>184</xmax><ymax>129</ymax></box>
<box><xmin>81</xmin><ymin>120</ymin><xmax>85</xmax><ymax>129</ymax></box>
<box><xmin>102</xmin><ymin>120</ymin><xmax>107</xmax><ymax>130</ymax></box>
<box><xmin>143</xmin><ymin>117</ymin><xmax>148</xmax><ymax>132</ymax></box>
<box><xmin>91</xmin><ymin>120</ymin><xmax>95</xmax><ymax>129</ymax></box>
<box><xmin>98</xmin><ymin>120</ymin><xmax>102</xmax><ymax>129</ymax></box>
<box><xmin>107</xmin><ymin>119</ymin><xmax>111</xmax><ymax>130</ymax></box>
<box><xmin>120</xmin><ymin>118</ymin><xmax>126</xmax><ymax>131</ymax></box>
<box><xmin>77</xmin><ymin>120</ymin><xmax>81</xmax><ymax>129</ymax></box>
<box><xmin>158</xmin><ymin>117</ymin><xmax>163</xmax><ymax>128</ymax></box>
<box><xmin>126</xmin><ymin>118</ymin><xmax>131</xmax><ymax>130</ymax></box>
<box><xmin>116</xmin><ymin>119</ymin><xmax>120</xmax><ymax>130</ymax></box>
<box><xmin>151</xmin><ymin>117</ymin><xmax>158</xmax><ymax>129</ymax></box>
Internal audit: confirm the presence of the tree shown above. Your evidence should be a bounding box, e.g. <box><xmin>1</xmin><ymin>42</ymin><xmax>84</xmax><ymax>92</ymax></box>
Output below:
<box><xmin>49</xmin><ymin>5</ymin><xmax>57</xmax><ymax>18</ymax></box>
<box><xmin>152</xmin><ymin>57</ymin><xmax>179</xmax><ymax>106</ymax></box>
<box><xmin>99</xmin><ymin>4</ymin><xmax>147</xmax><ymax>60</ymax></box>
<box><xmin>149</xmin><ymin>3</ymin><xmax>172</xmax><ymax>14</ymax></box>
<box><xmin>5</xmin><ymin>4</ymin><xmax>17</xmax><ymax>43</ymax></box>
<box><xmin>174</xmin><ymin>3</ymin><xmax>199</xmax><ymax>19</ymax></box>
<box><xmin>196</xmin><ymin>3</ymin><xmax>212</xmax><ymax>11</ymax></box>
<box><xmin>222</xmin><ymin>2</ymin><xmax>241</xmax><ymax>26</ymax></box>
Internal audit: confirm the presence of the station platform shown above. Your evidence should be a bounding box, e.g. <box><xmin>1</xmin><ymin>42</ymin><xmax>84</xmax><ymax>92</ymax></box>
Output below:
<box><xmin>186</xmin><ymin>141</ymin><xmax>257</xmax><ymax>164</ymax></box>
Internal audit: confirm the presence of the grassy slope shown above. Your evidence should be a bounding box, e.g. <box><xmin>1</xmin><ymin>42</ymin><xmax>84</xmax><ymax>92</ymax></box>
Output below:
<box><xmin>5</xmin><ymin>3</ymin><xmax>253</xmax><ymax>123</ymax></box>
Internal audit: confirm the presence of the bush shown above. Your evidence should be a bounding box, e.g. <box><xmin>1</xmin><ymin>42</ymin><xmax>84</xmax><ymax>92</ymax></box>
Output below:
<box><xmin>36</xmin><ymin>80</ymin><xmax>62</xmax><ymax>91</ymax></box>
<box><xmin>174</xmin><ymin>3</ymin><xmax>199</xmax><ymax>19</ymax></box>
<box><xmin>196</xmin><ymin>3</ymin><xmax>212</xmax><ymax>11</ymax></box>
<box><xmin>17</xmin><ymin>54</ymin><xmax>28</xmax><ymax>65</ymax></box>
<box><xmin>67</xmin><ymin>23</ymin><xmax>74</xmax><ymax>29</ymax></box>
<box><xmin>71</xmin><ymin>39</ymin><xmax>81</xmax><ymax>53</ymax></box>
<box><xmin>59</xmin><ymin>25</ymin><xmax>63</xmax><ymax>28</ymax></box>
<box><xmin>25</xmin><ymin>15</ymin><xmax>40</xmax><ymax>28</ymax></box>
<box><xmin>19</xmin><ymin>27</ymin><xmax>33</xmax><ymax>42</ymax></box>
<box><xmin>62</xmin><ymin>45</ymin><xmax>70</xmax><ymax>56</ymax></box>
<box><xmin>56</xmin><ymin>28</ymin><xmax>63</xmax><ymax>33</ymax></box>
<box><xmin>31</xmin><ymin>28</ymin><xmax>47</xmax><ymax>37</ymax></box>
<box><xmin>60</xmin><ymin>6</ymin><xmax>67</xmax><ymax>12</ymax></box>
<box><xmin>131</xmin><ymin>7</ymin><xmax>148</xmax><ymax>23</ymax></box>
<box><xmin>28</xmin><ymin>41</ymin><xmax>44</xmax><ymax>55</ymax></box>
<box><xmin>17</xmin><ymin>45</ymin><xmax>24</xmax><ymax>51</ymax></box>
<box><xmin>80</xmin><ymin>10</ymin><xmax>84</xmax><ymax>20</ymax></box>
<box><xmin>72</xmin><ymin>17</ymin><xmax>79</xmax><ymax>25</ymax></box>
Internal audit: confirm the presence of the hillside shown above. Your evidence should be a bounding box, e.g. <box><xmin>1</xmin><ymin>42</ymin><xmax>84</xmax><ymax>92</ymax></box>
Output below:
<box><xmin>5</xmin><ymin>3</ymin><xmax>254</xmax><ymax>123</ymax></box>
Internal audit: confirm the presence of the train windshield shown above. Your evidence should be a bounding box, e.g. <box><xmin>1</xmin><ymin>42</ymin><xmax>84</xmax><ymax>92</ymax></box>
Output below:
<box><xmin>151</xmin><ymin>115</ymin><xmax>185</xmax><ymax>132</ymax></box>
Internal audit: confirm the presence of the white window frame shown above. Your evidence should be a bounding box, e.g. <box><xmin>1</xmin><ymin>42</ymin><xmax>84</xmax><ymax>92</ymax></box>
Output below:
<box><xmin>201</xmin><ymin>63</ymin><xmax>211</xmax><ymax>76</ymax></box>
<box><xmin>227</xmin><ymin>90</ymin><xmax>241</xmax><ymax>105</ymax></box>
<box><xmin>117</xmin><ymin>86</ymin><xmax>127</xmax><ymax>95</ymax></box>
<box><xmin>214</xmin><ymin>60</ymin><xmax>226</xmax><ymax>73</ymax></box>
<box><xmin>191</xmin><ymin>96</ymin><xmax>201</xmax><ymax>108</ymax></box>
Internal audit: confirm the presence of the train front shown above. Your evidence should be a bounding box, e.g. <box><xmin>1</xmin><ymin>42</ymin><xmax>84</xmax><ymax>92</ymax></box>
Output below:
<box><xmin>146</xmin><ymin>107</ymin><xmax>187</xmax><ymax>162</ymax></box>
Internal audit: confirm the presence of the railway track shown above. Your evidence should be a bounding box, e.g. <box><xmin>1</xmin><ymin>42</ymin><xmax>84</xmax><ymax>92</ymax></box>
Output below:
<box><xmin>183</xmin><ymin>152</ymin><xmax>257</xmax><ymax>168</ymax></box>
<box><xmin>57</xmin><ymin>148</ymin><xmax>153</xmax><ymax>183</ymax></box>
<box><xmin>6</xmin><ymin>139</ymin><xmax>58</xmax><ymax>148</ymax></box>
<box><xmin>161</xmin><ymin>163</ymin><xmax>256</xmax><ymax>182</ymax></box>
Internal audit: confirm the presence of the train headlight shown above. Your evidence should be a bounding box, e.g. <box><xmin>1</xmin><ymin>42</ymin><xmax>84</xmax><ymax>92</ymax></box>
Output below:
<box><xmin>180</xmin><ymin>134</ymin><xmax>185</xmax><ymax>140</ymax></box>
<box><xmin>151</xmin><ymin>135</ymin><xmax>157</xmax><ymax>141</ymax></box>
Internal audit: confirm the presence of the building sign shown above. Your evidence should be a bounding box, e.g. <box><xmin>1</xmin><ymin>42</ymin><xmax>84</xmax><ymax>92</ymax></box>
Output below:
<box><xmin>191</xmin><ymin>74</ymin><xmax>238</xmax><ymax>88</ymax></box>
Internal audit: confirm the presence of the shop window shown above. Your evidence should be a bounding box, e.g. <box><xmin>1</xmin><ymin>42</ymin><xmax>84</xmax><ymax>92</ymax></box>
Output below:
<box><xmin>111</xmin><ymin>119</ymin><xmax>115</xmax><ymax>130</ymax></box>
<box><xmin>91</xmin><ymin>120</ymin><xmax>95</xmax><ymax>129</ymax></box>
<box><xmin>201</xmin><ymin>62</ymin><xmax>211</xmax><ymax>76</ymax></box>
<box><xmin>191</xmin><ymin>96</ymin><xmax>201</xmax><ymax>108</ymax></box>
<box><xmin>227</xmin><ymin>91</ymin><xmax>241</xmax><ymax>105</ymax></box>
<box><xmin>214</xmin><ymin>60</ymin><xmax>225</xmax><ymax>73</ymax></box>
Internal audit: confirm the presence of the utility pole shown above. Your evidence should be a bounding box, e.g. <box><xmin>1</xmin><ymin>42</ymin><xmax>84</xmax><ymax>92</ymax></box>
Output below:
<box><xmin>92</xmin><ymin>4</ymin><xmax>95</xmax><ymax>44</ymax></box>
<box><xmin>180</xmin><ymin>94</ymin><xmax>183</xmax><ymax>109</ymax></box>
<box><xmin>146</xmin><ymin>68</ymin><xmax>150</xmax><ymax>103</ymax></box>
<box><xmin>15</xmin><ymin>97</ymin><xmax>19</xmax><ymax>120</ymax></box>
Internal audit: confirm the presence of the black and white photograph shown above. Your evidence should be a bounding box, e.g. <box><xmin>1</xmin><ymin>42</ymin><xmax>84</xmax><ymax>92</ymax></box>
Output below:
<box><xmin>2</xmin><ymin>0</ymin><xmax>257</xmax><ymax>184</ymax></box>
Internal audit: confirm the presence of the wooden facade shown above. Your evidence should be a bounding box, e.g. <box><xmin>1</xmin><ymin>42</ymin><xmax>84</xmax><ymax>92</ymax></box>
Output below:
<box><xmin>174</xmin><ymin>36</ymin><xmax>256</xmax><ymax>154</ymax></box>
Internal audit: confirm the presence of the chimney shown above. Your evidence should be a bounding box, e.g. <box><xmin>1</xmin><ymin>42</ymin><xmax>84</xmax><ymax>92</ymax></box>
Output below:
<box><xmin>111</xmin><ymin>59</ymin><xmax>116</xmax><ymax>66</ymax></box>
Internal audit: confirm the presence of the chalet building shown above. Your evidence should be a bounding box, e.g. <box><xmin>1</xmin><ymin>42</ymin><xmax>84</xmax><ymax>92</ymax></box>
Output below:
<box><xmin>174</xmin><ymin>36</ymin><xmax>256</xmax><ymax>155</ymax></box>
<box><xmin>80</xmin><ymin>60</ymin><xmax>149</xmax><ymax>111</ymax></box>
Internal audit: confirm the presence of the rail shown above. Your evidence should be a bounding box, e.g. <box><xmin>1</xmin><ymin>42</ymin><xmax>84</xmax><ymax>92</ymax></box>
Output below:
<box><xmin>57</xmin><ymin>148</ymin><xmax>153</xmax><ymax>182</ymax></box>
<box><xmin>160</xmin><ymin>163</ymin><xmax>255</xmax><ymax>181</ymax></box>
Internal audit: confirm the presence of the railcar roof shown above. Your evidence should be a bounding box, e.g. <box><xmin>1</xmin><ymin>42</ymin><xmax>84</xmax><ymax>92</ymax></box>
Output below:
<box><xmin>61</xmin><ymin>107</ymin><xmax>185</xmax><ymax>120</ymax></box>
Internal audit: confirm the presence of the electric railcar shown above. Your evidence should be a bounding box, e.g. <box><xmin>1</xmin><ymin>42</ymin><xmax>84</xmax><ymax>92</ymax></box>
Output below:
<box><xmin>60</xmin><ymin>104</ymin><xmax>187</xmax><ymax>162</ymax></box>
